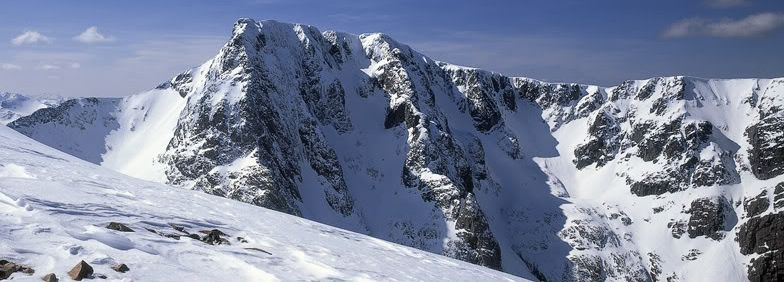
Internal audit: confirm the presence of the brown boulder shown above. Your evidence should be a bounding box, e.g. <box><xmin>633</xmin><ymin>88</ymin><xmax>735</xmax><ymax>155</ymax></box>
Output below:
<box><xmin>67</xmin><ymin>260</ymin><xmax>93</xmax><ymax>281</ymax></box>
<box><xmin>41</xmin><ymin>273</ymin><xmax>58</xmax><ymax>282</ymax></box>
<box><xmin>0</xmin><ymin>260</ymin><xmax>34</xmax><ymax>279</ymax></box>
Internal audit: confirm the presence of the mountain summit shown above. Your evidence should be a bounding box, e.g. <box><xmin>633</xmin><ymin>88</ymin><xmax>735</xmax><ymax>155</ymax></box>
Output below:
<box><xmin>9</xmin><ymin>18</ymin><xmax>784</xmax><ymax>281</ymax></box>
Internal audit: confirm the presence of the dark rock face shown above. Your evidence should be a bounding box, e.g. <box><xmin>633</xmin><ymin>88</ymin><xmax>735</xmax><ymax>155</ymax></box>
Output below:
<box><xmin>574</xmin><ymin>110</ymin><xmax>619</xmax><ymax>169</ymax></box>
<box><xmin>737</xmin><ymin>212</ymin><xmax>784</xmax><ymax>282</ymax></box>
<box><xmin>747</xmin><ymin>116</ymin><xmax>784</xmax><ymax>180</ymax></box>
<box><xmin>629</xmin><ymin>173</ymin><xmax>677</xmax><ymax>197</ymax></box>
<box><xmin>440</xmin><ymin>68</ymin><xmax>503</xmax><ymax>132</ymax></box>
<box><xmin>447</xmin><ymin>194</ymin><xmax>502</xmax><ymax>270</ymax></box>
<box><xmin>686</xmin><ymin>197</ymin><xmax>732</xmax><ymax>240</ymax></box>
<box><xmin>745</xmin><ymin>191</ymin><xmax>770</xmax><ymax>218</ymax></box>
<box><xmin>775</xmin><ymin>183</ymin><xmax>784</xmax><ymax>209</ymax></box>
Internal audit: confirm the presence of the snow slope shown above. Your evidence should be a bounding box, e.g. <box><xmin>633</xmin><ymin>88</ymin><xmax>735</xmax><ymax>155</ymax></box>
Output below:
<box><xmin>0</xmin><ymin>124</ymin><xmax>524</xmax><ymax>281</ymax></box>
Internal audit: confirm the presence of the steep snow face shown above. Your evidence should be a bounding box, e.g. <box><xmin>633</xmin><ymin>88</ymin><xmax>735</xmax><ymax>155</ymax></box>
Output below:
<box><xmin>0</xmin><ymin>125</ymin><xmax>523</xmax><ymax>281</ymax></box>
<box><xmin>0</xmin><ymin>92</ymin><xmax>62</xmax><ymax>124</ymax></box>
<box><xmin>8</xmin><ymin>18</ymin><xmax>784</xmax><ymax>281</ymax></box>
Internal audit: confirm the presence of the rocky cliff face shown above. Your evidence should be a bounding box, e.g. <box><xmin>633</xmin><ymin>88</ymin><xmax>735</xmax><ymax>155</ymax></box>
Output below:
<box><xmin>9</xmin><ymin>18</ymin><xmax>784</xmax><ymax>281</ymax></box>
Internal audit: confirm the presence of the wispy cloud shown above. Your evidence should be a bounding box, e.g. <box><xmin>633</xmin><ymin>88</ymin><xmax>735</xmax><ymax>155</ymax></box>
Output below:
<box><xmin>11</xmin><ymin>31</ymin><xmax>52</xmax><ymax>45</ymax></box>
<box><xmin>704</xmin><ymin>0</ymin><xmax>750</xmax><ymax>8</ymax></box>
<box><xmin>74</xmin><ymin>26</ymin><xmax>115</xmax><ymax>43</ymax></box>
<box><xmin>69</xmin><ymin>62</ymin><xmax>81</xmax><ymax>69</ymax></box>
<box><xmin>38</xmin><ymin>64</ymin><xmax>61</xmax><ymax>70</ymax></box>
<box><xmin>1</xmin><ymin>63</ymin><xmax>22</xmax><ymax>70</ymax></box>
<box><xmin>663</xmin><ymin>12</ymin><xmax>784</xmax><ymax>38</ymax></box>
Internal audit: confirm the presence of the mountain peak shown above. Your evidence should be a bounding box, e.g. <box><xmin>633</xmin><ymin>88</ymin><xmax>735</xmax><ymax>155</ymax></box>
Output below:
<box><xmin>9</xmin><ymin>18</ymin><xmax>784</xmax><ymax>282</ymax></box>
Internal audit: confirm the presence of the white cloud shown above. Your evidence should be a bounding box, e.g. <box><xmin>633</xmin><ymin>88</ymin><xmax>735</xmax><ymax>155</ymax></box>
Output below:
<box><xmin>663</xmin><ymin>13</ymin><xmax>784</xmax><ymax>38</ymax></box>
<box><xmin>704</xmin><ymin>0</ymin><xmax>750</xmax><ymax>8</ymax></box>
<box><xmin>39</xmin><ymin>64</ymin><xmax>60</xmax><ymax>70</ymax></box>
<box><xmin>11</xmin><ymin>31</ymin><xmax>52</xmax><ymax>45</ymax></box>
<box><xmin>1</xmin><ymin>63</ymin><xmax>22</xmax><ymax>70</ymax></box>
<box><xmin>74</xmin><ymin>26</ymin><xmax>115</xmax><ymax>43</ymax></box>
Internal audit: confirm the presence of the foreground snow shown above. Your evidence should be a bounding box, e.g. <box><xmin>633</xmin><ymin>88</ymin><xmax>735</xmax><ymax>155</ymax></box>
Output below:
<box><xmin>0</xmin><ymin>125</ymin><xmax>523</xmax><ymax>281</ymax></box>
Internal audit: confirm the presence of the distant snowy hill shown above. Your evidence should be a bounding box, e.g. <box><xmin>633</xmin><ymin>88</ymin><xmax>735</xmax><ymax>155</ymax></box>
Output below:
<box><xmin>8</xmin><ymin>18</ymin><xmax>784</xmax><ymax>281</ymax></box>
<box><xmin>0</xmin><ymin>92</ymin><xmax>62</xmax><ymax>124</ymax></box>
<box><xmin>0</xmin><ymin>125</ymin><xmax>522</xmax><ymax>281</ymax></box>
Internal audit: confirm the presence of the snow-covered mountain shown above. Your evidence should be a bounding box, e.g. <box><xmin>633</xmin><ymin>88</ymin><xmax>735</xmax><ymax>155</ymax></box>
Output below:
<box><xmin>0</xmin><ymin>125</ymin><xmax>521</xmax><ymax>281</ymax></box>
<box><xmin>0</xmin><ymin>92</ymin><xmax>62</xmax><ymax>125</ymax></box>
<box><xmin>8</xmin><ymin>18</ymin><xmax>784</xmax><ymax>281</ymax></box>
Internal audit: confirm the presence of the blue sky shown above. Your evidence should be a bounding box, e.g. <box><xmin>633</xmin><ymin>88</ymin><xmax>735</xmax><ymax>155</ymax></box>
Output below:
<box><xmin>1</xmin><ymin>0</ymin><xmax>783</xmax><ymax>97</ymax></box>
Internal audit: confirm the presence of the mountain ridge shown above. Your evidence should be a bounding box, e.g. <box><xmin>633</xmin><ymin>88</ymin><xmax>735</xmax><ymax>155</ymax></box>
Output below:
<box><xmin>8</xmin><ymin>18</ymin><xmax>784</xmax><ymax>281</ymax></box>
<box><xmin>0</xmin><ymin>92</ymin><xmax>63</xmax><ymax>125</ymax></box>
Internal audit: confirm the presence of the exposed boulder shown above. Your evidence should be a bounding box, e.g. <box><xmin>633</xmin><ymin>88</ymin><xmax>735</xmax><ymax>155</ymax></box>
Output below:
<box><xmin>0</xmin><ymin>260</ymin><xmax>34</xmax><ymax>279</ymax></box>
<box><xmin>201</xmin><ymin>229</ymin><xmax>231</xmax><ymax>245</ymax></box>
<box><xmin>41</xmin><ymin>273</ymin><xmax>57</xmax><ymax>282</ymax></box>
<box><xmin>67</xmin><ymin>260</ymin><xmax>93</xmax><ymax>281</ymax></box>
<box><xmin>111</xmin><ymin>263</ymin><xmax>129</xmax><ymax>273</ymax></box>
<box><xmin>106</xmin><ymin>222</ymin><xmax>134</xmax><ymax>232</ymax></box>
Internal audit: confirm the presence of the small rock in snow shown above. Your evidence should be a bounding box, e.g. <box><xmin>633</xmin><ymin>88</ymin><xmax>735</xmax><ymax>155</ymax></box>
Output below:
<box><xmin>41</xmin><ymin>273</ymin><xmax>58</xmax><ymax>282</ymax></box>
<box><xmin>67</xmin><ymin>260</ymin><xmax>93</xmax><ymax>281</ymax></box>
<box><xmin>111</xmin><ymin>263</ymin><xmax>129</xmax><ymax>273</ymax></box>
<box><xmin>201</xmin><ymin>229</ymin><xmax>230</xmax><ymax>245</ymax></box>
<box><xmin>106</xmin><ymin>222</ymin><xmax>134</xmax><ymax>232</ymax></box>
<box><xmin>168</xmin><ymin>223</ymin><xmax>187</xmax><ymax>233</ymax></box>
<box><xmin>0</xmin><ymin>260</ymin><xmax>34</xmax><ymax>279</ymax></box>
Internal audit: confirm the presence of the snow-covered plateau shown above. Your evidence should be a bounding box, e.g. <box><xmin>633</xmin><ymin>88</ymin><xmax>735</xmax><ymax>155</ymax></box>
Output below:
<box><xmin>4</xmin><ymin>18</ymin><xmax>784</xmax><ymax>281</ymax></box>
